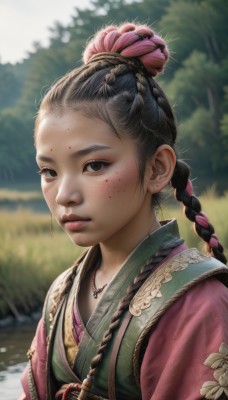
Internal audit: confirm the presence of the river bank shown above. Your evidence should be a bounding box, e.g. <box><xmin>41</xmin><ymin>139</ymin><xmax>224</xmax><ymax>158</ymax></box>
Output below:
<box><xmin>0</xmin><ymin>309</ymin><xmax>41</xmax><ymax>328</ymax></box>
<box><xmin>0</xmin><ymin>324</ymin><xmax>36</xmax><ymax>399</ymax></box>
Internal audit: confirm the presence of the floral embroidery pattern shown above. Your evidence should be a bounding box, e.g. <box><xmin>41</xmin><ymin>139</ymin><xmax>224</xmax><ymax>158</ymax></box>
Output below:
<box><xmin>200</xmin><ymin>343</ymin><xmax>228</xmax><ymax>399</ymax></box>
<box><xmin>129</xmin><ymin>249</ymin><xmax>208</xmax><ymax>316</ymax></box>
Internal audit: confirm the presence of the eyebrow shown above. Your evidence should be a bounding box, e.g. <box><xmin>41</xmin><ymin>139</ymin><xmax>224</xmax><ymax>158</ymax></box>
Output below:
<box><xmin>36</xmin><ymin>144</ymin><xmax>112</xmax><ymax>162</ymax></box>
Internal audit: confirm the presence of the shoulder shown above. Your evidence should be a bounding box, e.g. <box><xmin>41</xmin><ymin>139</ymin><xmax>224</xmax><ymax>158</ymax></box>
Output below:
<box><xmin>139</xmin><ymin>258</ymin><xmax>228</xmax><ymax>400</ymax></box>
<box><xmin>140</xmin><ymin>277</ymin><xmax>228</xmax><ymax>400</ymax></box>
<box><xmin>130</xmin><ymin>248</ymin><xmax>228</xmax><ymax>318</ymax></box>
<box><xmin>162</xmin><ymin>275</ymin><xmax>228</xmax><ymax>328</ymax></box>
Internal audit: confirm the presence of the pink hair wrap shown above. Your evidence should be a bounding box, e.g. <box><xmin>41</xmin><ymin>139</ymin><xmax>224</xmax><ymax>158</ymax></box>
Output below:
<box><xmin>209</xmin><ymin>234</ymin><xmax>219</xmax><ymax>249</ymax></box>
<box><xmin>195</xmin><ymin>212</ymin><xmax>209</xmax><ymax>228</ymax></box>
<box><xmin>83</xmin><ymin>23</ymin><xmax>169</xmax><ymax>76</ymax></box>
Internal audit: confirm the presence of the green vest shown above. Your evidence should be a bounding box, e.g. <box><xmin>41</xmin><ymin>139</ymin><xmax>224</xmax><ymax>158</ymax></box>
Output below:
<box><xmin>45</xmin><ymin>220</ymin><xmax>228</xmax><ymax>399</ymax></box>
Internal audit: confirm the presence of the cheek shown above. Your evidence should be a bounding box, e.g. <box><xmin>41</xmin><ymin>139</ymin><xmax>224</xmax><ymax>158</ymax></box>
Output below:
<box><xmin>41</xmin><ymin>182</ymin><xmax>54</xmax><ymax>206</ymax></box>
<box><xmin>98</xmin><ymin>164</ymin><xmax>139</xmax><ymax>200</ymax></box>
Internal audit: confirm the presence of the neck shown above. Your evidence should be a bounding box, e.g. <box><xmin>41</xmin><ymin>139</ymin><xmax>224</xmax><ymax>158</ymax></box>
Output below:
<box><xmin>99</xmin><ymin>212</ymin><xmax>160</xmax><ymax>274</ymax></box>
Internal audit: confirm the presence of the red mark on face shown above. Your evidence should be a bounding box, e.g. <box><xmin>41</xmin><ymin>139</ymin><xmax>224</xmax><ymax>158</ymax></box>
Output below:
<box><xmin>105</xmin><ymin>179</ymin><xmax>109</xmax><ymax>182</ymax></box>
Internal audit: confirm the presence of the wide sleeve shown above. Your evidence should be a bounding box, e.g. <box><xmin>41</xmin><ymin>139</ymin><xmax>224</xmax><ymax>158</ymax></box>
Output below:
<box><xmin>140</xmin><ymin>278</ymin><xmax>228</xmax><ymax>400</ymax></box>
<box><xmin>19</xmin><ymin>317</ymin><xmax>48</xmax><ymax>400</ymax></box>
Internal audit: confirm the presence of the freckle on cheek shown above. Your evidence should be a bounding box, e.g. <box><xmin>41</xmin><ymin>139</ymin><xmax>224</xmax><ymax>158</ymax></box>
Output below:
<box><xmin>105</xmin><ymin>179</ymin><xmax>109</xmax><ymax>182</ymax></box>
<box><xmin>50</xmin><ymin>148</ymin><xmax>52</xmax><ymax>151</ymax></box>
<box><xmin>68</xmin><ymin>146</ymin><xmax>71</xmax><ymax>150</ymax></box>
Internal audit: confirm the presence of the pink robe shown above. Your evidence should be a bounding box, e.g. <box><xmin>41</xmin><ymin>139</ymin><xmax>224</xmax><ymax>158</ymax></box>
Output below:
<box><xmin>20</xmin><ymin>276</ymin><xmax>228</xmax><ymax>399</ymax></box>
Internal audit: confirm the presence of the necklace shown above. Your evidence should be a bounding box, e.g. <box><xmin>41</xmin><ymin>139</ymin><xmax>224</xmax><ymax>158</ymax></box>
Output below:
<box><xmin>91</xmin><ymin>266</ymin><xmax>108</xmax><ymax>299</ymax></box>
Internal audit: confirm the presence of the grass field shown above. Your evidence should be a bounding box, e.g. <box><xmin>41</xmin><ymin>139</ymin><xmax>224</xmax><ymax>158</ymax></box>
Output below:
<box><xmin>0</xmin><ymin>188</ymin><xmax>227</xmax><ymax>319</ymax></box>
<box><xmin>0</xmin><ymin>210</ymin><xmax>81</xmax><ymax>318</ymax></box>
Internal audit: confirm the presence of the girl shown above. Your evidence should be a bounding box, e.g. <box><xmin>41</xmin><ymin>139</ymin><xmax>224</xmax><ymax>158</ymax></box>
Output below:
<box><xmin>20</xmin><ymin>23</ymin><xmax>228</xmax><ymax>400</ymax></box>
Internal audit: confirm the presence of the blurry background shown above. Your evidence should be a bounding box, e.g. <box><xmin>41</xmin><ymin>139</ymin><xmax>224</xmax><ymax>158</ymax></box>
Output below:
<box><xmin>0</xmin><ymin>0</ymin><xmax>227</xmax><ymax>398</ymax></box>
<box><xmin>0</xmin><ymin>0</ymin><xmax>228</xmax><ymax>190</ymax></box>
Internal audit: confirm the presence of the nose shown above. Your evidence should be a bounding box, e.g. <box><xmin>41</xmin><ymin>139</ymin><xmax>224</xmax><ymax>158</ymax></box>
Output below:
<box><xmin>56</xmin><ymin>177</ymin><xmax>83</xmax><ymax>206</ymax></box>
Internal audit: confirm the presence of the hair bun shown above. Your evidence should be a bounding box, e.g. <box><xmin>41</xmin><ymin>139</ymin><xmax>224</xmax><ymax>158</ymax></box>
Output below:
<box><xmin>83</xmin><ymin>23</ymin><xmax>169</xmax><ymax>76</ymax></box>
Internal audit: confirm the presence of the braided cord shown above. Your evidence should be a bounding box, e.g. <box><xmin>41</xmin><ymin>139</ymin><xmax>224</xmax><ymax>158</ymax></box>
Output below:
<box><xmin>78</xmin><ymin>238</ymin><xmax>183</xmax><ymax>399</ymax></box>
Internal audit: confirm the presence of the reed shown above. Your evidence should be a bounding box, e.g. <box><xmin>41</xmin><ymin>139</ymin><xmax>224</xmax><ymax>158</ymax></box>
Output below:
<box><xmin>0</xmin><ymin>210</ymin><xmax>81</xmax><ymax>318</ymax></box>
<box><xmin>0</xmin><ymin>190</ymin><xmax>227</xmax><ymax>319</ymax></box>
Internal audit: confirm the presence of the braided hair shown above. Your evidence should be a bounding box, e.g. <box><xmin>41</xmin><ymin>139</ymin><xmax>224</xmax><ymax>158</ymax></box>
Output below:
<box><xmin>35</xmin><ymin>22</ymin><xmax>226</xmax><ymax>264</ymax></box>
<box><xmin>35</xmin><ymin>22</ymin><xmax>226</xmax><ymax>398</ymax></box>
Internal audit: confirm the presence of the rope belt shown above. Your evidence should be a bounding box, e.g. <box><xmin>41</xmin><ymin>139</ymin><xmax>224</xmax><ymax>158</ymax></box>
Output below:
<box><xmin>56</xmin><ymin>383</ymin><xmax>108</xmax><ymax>400</ymax></box>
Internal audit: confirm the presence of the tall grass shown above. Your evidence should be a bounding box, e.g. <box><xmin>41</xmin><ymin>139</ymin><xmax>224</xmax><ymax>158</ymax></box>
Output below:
<box><xmin>0</xmin><ymin>210</ymin><xmax>81</xmax><ymax>318</ymax></box>
<box><xmin>0</xmin><ymin>190</ymin><xmax>227</xmax><ymax>319</ymax></box>
<box><xmin>0</xmin><ymin>189</ymin><xmax>42</xmax><ymax>201</ymax></box>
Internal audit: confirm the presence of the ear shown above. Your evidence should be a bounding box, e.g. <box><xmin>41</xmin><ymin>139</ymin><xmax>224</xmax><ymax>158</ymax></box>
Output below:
<box><xmin>145</xmin><ymin>145</ymin><xmax>176</xmax><ymax>194</ymax></box>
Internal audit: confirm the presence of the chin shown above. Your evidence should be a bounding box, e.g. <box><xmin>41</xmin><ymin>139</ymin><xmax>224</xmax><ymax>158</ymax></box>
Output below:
<box><xmin>67</xmin><ymin>232</ymin><xmax>98</xmax><ymax>248</ymax></box>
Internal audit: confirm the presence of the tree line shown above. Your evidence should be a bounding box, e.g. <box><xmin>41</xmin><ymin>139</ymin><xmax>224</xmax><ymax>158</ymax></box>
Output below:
<box><xmin>0</xmin><ymin>0</ymin><xmax>227</xmax><ymax>192</ymax></box>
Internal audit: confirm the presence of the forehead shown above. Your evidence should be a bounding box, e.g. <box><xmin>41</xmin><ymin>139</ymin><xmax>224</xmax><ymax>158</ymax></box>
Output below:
<box><xmin>35</xmin><ymin>110</ymin><xmax>137</xmax><ymax>156</ymax></box>
<box><xmin>36</xmin><ymin>110</ymin><xmax>115</xmax><ymax>142</ymax></box>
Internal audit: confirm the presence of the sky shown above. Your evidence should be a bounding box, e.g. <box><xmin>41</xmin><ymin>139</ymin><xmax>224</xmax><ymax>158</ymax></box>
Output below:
<box><xmin>0</xmin><ymin>0</ymin><xmax>92</xmax><ymax>64</ymax></box>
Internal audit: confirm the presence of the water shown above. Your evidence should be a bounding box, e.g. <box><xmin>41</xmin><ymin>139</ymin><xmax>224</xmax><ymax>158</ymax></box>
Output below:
<box><xmin>0</xmin><ymin>324</ymin><xmax>36</xmax><ymax>399</ymax></box>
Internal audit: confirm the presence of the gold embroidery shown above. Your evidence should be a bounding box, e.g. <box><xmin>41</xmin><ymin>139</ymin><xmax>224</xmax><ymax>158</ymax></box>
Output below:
<box><xmin>64</xmin><ymin>270</ymin><xmax>81</xmax><ymax>367</ymax></box>
<box><xmin>200</xmin><ymin>343</ymin><xmax>228</xmax><ymax>399</ymax></box>
<box><xmin>28</xmin><ymin>354</ymin><xmax>39</xmax><ymax>399</ymax></box>
<box><xmin>48</xmin><ymin>272</ymin><xmax>69</xmax><ymax>328</ymax></box>
<box><xmin>47</xmin><ymin>267</ymin><xmax>75</xmax><ymax>345</ymax></box>
<box><xmin>27</xmin><ymin>346</ymin><xmax>36</xmax><ymax>359</ymax></box>
<box><xmin>129</xmin><ymin>249</ymin><xmax>209</xmax><ymax>316</ymax></box>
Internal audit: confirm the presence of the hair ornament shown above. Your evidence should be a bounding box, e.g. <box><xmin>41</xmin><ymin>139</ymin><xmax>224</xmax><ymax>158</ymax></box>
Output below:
<box><xmin>195</xmin><ymin>212</ymin><xmax>209</xmax><ymax>229</ymax></box>
<box><xmin>83</xmin><ymin>23</ymin><xmax>169</xmax><ymax>76</ymax></box>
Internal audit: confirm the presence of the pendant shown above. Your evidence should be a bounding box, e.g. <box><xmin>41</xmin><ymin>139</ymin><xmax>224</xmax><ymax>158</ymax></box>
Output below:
<box><xmin>92</xmin><ymin>287</ymin><xmax>105</xmax><ymax>298</ymax></box>
<box><xmin>92</xmin><ymin>290</ymin><xmax>98</xmax><ymax>299</ymax></box>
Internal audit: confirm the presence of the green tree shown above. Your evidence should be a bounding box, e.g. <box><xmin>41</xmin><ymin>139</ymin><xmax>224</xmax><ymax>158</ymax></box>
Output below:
<box><xmin>0</xmin><ymin>110</ymin><xmax>35</xmax><ymax>181</ymax></box>
<box><xmin>160</xmin><ymin>0</ymin><xmax>228</xmax><ymax>177</ymax></box>
<box><xmin>17</xmin><ymin>46</ymin><xmax>72</xmax><ymax>116</ymax></box>
<box><xmin>0</xmin><ymin>0</ymin><xmax>227</xmax><ymax>188</ymax></box>
<box><xmin>0</xmin><ymin>64</ymin><xmax>21</xmax><ymax>109</ymax></box>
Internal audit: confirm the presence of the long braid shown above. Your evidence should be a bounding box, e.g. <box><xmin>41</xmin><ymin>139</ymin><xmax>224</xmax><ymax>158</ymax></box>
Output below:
<box><xmin>149</xmin><ymin>80</ymin><xmax>226</xmax><ymax>264</ymax></box>
<box><xmin>48</xmin><ymin>252</ymin><xmax>87</xmax><ymax>327</ymax></box>
<box><xmin>34</xmin><ymin>21</ymin><xmax>228</xmax><ymax>400</ymax></box>
<box><xmin>171</xmin><ymin>160</ymin><xmax>227</xmax><ymax>264</ymax></box>
<box><xmin>78</xmin><ymin>238</ymin><xmax>183</xmax><ymax>399</ymax></box>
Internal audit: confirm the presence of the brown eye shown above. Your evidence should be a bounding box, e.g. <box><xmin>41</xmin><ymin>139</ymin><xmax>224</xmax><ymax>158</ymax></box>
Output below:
<box><xmin>84</xmin><ymin>161</ymin><xmax>109</xmax><ymax>172</ymax></box>
<box><xmin>38</xmin><ymin>168</ymin><xmax>57</xmax><ymax>178</ymax></box>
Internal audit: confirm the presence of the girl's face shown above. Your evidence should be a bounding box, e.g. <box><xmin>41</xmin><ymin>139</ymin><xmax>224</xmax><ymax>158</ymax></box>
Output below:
<box><xmin>35</xmin><ymin>110</ymin><xmax>155</xmax><ymax>248</ymax></box>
